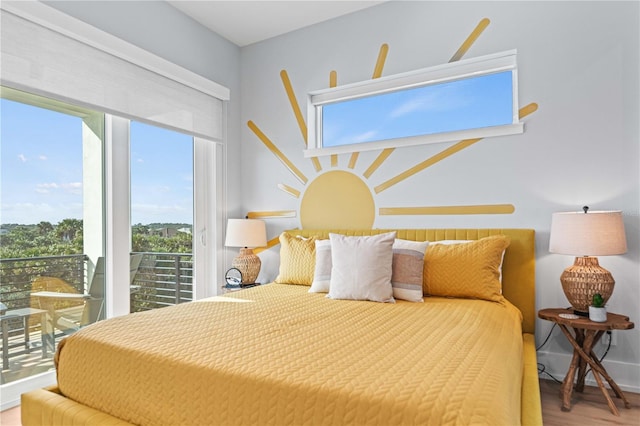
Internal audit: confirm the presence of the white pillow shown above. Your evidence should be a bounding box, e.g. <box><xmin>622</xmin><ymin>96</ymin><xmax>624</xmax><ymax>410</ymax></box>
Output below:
<box><xmin>391</xmin><ymin>239</ymin><xmax>429</xmax><ymax>302</ymax></box>
<box><xmin>327</xmin><ymin>232</ymin><xmax>396</xmax><ymax>303</ymax></box>
<box><xmin>309</xmin><ymin>239</ymin><xmax>332</xmax><ymax>293</ymax></box>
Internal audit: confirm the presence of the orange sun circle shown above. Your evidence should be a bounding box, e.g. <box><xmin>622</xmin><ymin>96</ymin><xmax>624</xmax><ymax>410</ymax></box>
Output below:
<box><xmin>300</xmin><ymin>170</ymin><xmax>375</xmax><ymax>229</ymax></box>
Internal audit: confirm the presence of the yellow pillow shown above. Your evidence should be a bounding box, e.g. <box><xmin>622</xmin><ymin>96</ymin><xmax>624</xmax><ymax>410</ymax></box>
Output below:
<box><xmin>423</xmin><ymin>235</ymin><xmax>510</xmax><ymax>302</ymax></box>
<box><xmin>274</xmin><ymin>233</ymin><xmax>317</xmax><ymax>285</ymax></box>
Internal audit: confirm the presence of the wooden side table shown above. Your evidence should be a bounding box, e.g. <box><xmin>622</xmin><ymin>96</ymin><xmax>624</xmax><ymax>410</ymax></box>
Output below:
<box><xmin>538</xmin><ymin>308</ymin><xmax>634</xmax><ymax>416</ymax></box>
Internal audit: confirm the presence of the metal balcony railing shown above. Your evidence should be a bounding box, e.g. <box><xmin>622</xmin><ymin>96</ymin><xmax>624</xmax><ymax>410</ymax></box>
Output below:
<box><xmin>0</xmin><ymin>253</ymin><xmax>193</xmax><ymax>314</ymax></box>
<box><xmin>0</xmin><ymin>254</ymin><xmax>86</xmax><ymax>311</ymax></box>
<box><xmin>130</xmin><ymin>252</ymin><xmax>193</xmax><ymax>313</ymax></box>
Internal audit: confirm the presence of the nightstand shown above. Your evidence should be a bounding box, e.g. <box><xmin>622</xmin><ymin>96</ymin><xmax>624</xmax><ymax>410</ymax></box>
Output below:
<box><xmin>538</xmin><ymin>308</ymin><xmax>634</xmax><ymax>416</ymax></box>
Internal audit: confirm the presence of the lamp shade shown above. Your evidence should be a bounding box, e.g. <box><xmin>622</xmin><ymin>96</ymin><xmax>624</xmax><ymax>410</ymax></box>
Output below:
<box><xmin>549</xmin><ymin>210</ymin><xmax>627</xmax><ymax>256</ymax></box>
<box><xmin>225</xmin><ymin>219</ymin><xmax>267</xmax><ymax>248</ymax></box>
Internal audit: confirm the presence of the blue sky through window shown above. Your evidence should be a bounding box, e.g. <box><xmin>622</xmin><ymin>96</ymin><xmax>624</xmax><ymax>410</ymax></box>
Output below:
<box><xmin>0</xmin><ymin>98</ymin><xmax>193</xmax><ymax>225</ymax></box>
<box><xmin>130</xmin><ymin>121</ymin><xmax>193</xmax><ymax>226</ymax></box>
<box><xmin>321</xmin><ymin>71</ymin><xmax>513</xmax><ymax>148</ymax></box>
<box><xmin>1</xmin><ymin>99</ymin><xmax>83</xmax><ymax>224</ymax></box>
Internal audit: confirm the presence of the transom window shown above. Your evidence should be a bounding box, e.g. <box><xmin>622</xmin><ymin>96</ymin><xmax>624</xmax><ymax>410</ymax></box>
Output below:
<box><xmin>306</xmin><ymin>50</ymin><xmax>522</xmax><ymax>157</ymax></box>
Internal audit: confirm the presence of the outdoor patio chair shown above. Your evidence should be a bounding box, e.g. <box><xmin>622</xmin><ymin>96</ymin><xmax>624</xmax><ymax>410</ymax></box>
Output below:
<box><xmin>31</xmin><ymin>257</ymin><xmax>104</xmax><ymax>337</ymax></box>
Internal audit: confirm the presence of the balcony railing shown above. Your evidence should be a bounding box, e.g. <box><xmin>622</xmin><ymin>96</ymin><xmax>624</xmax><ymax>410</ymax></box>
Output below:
<box><xmin>0</xmin><ymin>253</ymin><xmax>192</xmax><ymax>313</ymax></box>
<box><xmin>0</xmin><ymin>254</ymin><xmax>86</xmax><ymax>311</ymax></box>
<box><xmin>130</xmin><ymin>252</ymin><xmax>193</xmax><ymax>313</ymax></box>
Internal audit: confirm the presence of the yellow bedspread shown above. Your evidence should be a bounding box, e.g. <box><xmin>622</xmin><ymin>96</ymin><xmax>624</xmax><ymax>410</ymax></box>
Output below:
<box><xmin>56</xmin><ymin>284</ymin><xmax>524</xmax><ymax>426</ymax></box>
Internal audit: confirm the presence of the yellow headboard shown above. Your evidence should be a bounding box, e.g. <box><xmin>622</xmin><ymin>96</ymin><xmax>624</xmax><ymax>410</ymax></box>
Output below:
<box><xmin>286</xmin><ymin>228</ymin><xmax>536</xmax><ymax>334</ymax></box>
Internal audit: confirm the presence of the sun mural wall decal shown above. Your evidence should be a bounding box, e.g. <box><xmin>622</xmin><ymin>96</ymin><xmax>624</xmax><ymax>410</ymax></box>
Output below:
<box><xmin>247</xmin><ymin>18</ymin><xmax>538</xmax><ymax>251</ymax></box>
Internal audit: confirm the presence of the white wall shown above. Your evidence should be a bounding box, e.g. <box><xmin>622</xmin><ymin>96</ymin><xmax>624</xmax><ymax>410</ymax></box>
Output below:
<box><xmin>239</xmin><ymin>1</ymin><xmax>640</xmax><ymax>392</ymax></box>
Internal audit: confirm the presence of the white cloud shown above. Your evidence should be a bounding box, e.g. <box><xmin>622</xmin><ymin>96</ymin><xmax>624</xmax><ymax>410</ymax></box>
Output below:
<box><xmin>352</xmin><ymin>130</ymin><xmax>378</xmax><ymax>143</ymax></box>
<box><xmin>18</xmin><ymin>154</ymin><xmax>27</xmax><ymax>162</ymax></box>
<box><xmin>62</xmin><ymin>182</ymin><xmax>83</xmax><ymax>195</ymax></box>
<box><xmin>35</xmin><ymin>182</ymin><xmax>82</xmax><ymax>195</ymax></box>
<box><xmin>389</xmin><ymin>85</ymin><xmax>470</xmax><ymax>119</ymax></box>
<box><xmin>38</xmin><ymin>183</ymin><xmax>60</xmax><ymax>189</ymax></box>
<box><xmin>39</xmin><ymin>155</ymin><xmax>47</xmax><ymax>161</ymax></box>
<box><xmin>137</xmin><ymin>158</ymin><xmax>144</xmax><ymax>163</ymax></box>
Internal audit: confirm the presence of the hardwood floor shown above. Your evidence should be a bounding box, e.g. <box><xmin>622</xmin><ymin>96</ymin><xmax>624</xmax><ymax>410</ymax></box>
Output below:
<box><xmin>1</xmin><ymin>405</ymin><xmax>20</xmax><ymax>426</ymax></box>
<box><xmin>539</xmin><ymin>379</ymin><xmax>640</xmax><ymax>426</ymax></box>
<box><xmin>2</xmin><ymin>379</ymin><xmax>639</xmax><ymax>425</ymax></box>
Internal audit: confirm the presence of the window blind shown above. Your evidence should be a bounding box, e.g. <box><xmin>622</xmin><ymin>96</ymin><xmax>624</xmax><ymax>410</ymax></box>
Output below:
<box><xmin>1</xmin><ymin>3</ymin><xmax>228</xmax><ymax>142</ymax></box>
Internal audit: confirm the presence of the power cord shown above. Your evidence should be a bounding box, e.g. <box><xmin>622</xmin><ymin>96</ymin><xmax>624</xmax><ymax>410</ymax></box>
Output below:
<box><xmin>583</xmin><ymin>330</ymin><xmax>612</xmax><ymax>379</ymax></box>
<box><xmin>536</xmin><ymin>322</ymin><xmax>563</xmax><ymax>383</ymax></box>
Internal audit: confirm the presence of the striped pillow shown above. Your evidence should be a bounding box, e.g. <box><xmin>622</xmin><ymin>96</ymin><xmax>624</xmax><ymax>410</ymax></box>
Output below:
<box><xmin>309</xmin><ymin>238</ymin><xmax>428</xmax><ymax>303</ymax></box>
<box><xmin>391</xmin><ymin>239</ymin><xmax>429</xmax><ymax>302</ymax></box>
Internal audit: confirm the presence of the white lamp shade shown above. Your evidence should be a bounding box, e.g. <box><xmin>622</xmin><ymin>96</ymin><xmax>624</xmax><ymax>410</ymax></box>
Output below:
<box><xmin>225</xmin><ymin>219</ymin><xmax>267</xmax><ymax>248</ymax></box>
<box><xmin>549</xmin><ymin>210</ymin><xmax>627</xmax><ymax>256</ymax></box>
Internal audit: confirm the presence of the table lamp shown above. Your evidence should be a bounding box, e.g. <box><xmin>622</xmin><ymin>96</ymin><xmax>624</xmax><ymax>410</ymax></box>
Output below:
<box><xmin>549</xmin><ymin>206</ymin><xmax>627</xmax><ymax>314</ymax></box>
<box><xmin>225</xmin><ymin>218</ymin><xmax>267</xmax><ymax>284</ymax></box>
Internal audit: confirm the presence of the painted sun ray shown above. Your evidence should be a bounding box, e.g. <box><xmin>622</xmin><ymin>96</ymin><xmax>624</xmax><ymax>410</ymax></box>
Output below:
<box><xmin>348</xmin><ymin>152</ymin><xmax>359</xmax><ymax>169</ymax></box>
<box><xmin>372</xmin><ymin>43</ymin><xmax>389</xmax><ymax>79</ymax></box>
<box><xmin>254</xmin><ymin>234</ymin><xmax>287</xmax><ymax>255</ymax></box>
<box><xmin>380</xmin><ymin>204</ymin><xmax>515</xmax><ymax>216</ymax></box>
<box><xmin>364</xmin><ymin>148</ymin><xmax>394</xmax><ymax>179</ymax></box>
<box><xmin>329</xmin><ymin>70</ymin><xmax>339</xmax><ymax>167</ymax></box>
<box><xmin>277</xmin><ymin>183</ymin><xmax>301</xmax><ymax>198</ymax></box>
<box><xmin>329</xmin><ymin>70</ymin><xmax>337</xmax><ymax>88</ymax></box>
<box><xmin>364</xmin><ymin>21</ymin><xmax>491</xmax><ymax>180</ymax></box>
<box><xmin>449</xmin><ymin>18</ymin><xmax>491</xmax><ymax>63</ymax></box>
<box><xmin>375</xmin><ymin>103</ymin><xmax>539</xmax><ymax>194</ymax></box>
<box><xmin>246</xmin><ymin>210</ymin><xmax>297</xmax><ymax>219</ymax></box>
<box><xmin>280</xmin><ymin>69</ymin><xmax>322</xmax><ymax>172</ymax></box>
<box><xmin>361</xmin><ymin>44</ymin><xmax>393</xmax><ymax>175</ymax></box>
<box><xmin>247</xmin><ymin>120</ymin><xmax>308</xmax><ymax>185</ymax></box>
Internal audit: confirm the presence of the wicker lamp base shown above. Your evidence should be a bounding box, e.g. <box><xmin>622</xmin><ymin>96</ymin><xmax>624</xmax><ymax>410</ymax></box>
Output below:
<box><xmin>560</xmin><ymin>256</ymin><xmax>615</xmax><ymax>313</ymax></box>
<box><xmin>232</xmin><ymin>248</ymin><xmax>261</xmax><ymax>284</ymax></box>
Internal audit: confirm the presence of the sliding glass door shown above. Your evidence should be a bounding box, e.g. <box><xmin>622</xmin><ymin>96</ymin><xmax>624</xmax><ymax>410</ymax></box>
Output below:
<box><xmin>129</xmin><ymin>122</ymin><xmax>194</xmax><ymax>312</ymax></box>
<box><xmin>0</xmin><ymin>87</ymin><xmax>105</xmax><ymax>385</ymax></box>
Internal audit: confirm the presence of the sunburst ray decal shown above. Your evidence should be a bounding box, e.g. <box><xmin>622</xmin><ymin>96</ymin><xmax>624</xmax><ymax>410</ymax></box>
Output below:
<box><xmin>247</xmin><ymin>211</ymin><xmax>297</xmax><ymax>219</ymax></box>
<box><xmin>280</xmin><ymin>70</ymin><xmax>322</xmax><ymax>172</ymax></box>
<box><xmin>247</xmin><ymin>120</ymin><xmax>308</xmax><ymax>184</ymax></box>
<box><xmin>254</xmin><ymin>234</ymin><xmax>289</xmax><ymax>255</ymax></box>
<box><xmin>450</xmin><ymin>18</ymin><xmax>491</xmax><ymax>62</ymax></box>
<box><xmin>375</xmin><ymin>103</ymin><xmax>539</xmax><ymax>194</ymax></box>
<box><xmin>329</xmin><ymin>70</ymin><xmax>339</xmax><ymax>167</ymax></box>
<box><xmin>348</xmin><ymin>152</ymin><xmax>359</xmax><ymax>169</ymax></box>
<box><xmin>372</xmin><ymin>43</ymin><xmax>389</xmax><ymax>79</ymax></box>
<box><xmin>380</xmin><ymin>204</ymin><xmax>515</xmax><ymax>216</ymax></box>
<box><xmin>278</xmin><ymin>183</ymin><xmax>301</xmax><ymax>198</ymax></box>
<box><xmin>364</xmin><ymin>20</ymin><xmax>491</xmax><ymax>179</ymax></box>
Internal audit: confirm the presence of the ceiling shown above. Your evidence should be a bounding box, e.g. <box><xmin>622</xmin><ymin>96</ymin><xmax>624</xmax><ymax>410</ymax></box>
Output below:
<box><xmin>167</xmin><ymin>1</ymin><xmax>386</xmax><ymax>47</ymax></box>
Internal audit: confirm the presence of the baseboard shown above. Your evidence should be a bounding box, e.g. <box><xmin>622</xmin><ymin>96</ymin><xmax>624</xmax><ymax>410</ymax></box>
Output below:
<box><xmin>537</xmin><ymin>350</ymin><xmax>640</xmax><ymax>394</ymax></box>
<box><xmin>0</xmin><ymin>370</ymin><xmax>56</xmax><ymax>411</ymax></box>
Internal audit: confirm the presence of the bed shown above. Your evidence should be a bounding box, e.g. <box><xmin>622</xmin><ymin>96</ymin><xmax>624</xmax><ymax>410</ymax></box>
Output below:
<box><xmin>21</xmin><ymin>228</ymin><xmax>542</xmax><ymax>425</ymax></box>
